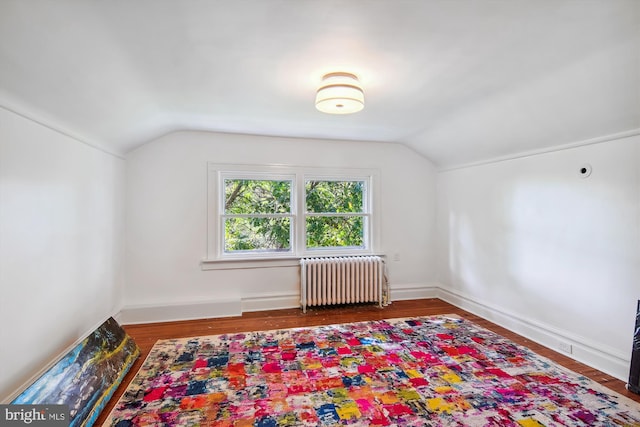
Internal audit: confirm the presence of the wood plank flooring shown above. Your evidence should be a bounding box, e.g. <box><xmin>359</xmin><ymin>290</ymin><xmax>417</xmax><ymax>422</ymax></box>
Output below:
<box><xmin>96</xmin><ymin>298</ymin><xmax>640</xmax><ymax>425</ymax></box>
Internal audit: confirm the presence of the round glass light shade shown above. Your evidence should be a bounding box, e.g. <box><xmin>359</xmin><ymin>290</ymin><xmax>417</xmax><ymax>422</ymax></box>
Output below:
<box><xmin>315</xmin><ymin>72</ymin><xmax>364</xmax><ymax>114</ymax></box>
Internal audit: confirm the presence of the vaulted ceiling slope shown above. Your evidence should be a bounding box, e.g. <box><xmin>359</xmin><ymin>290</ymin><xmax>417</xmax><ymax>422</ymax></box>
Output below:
<box><xmin>1</xmin><ymin>1</ymin><xmax>638</xmax><ymax>167</ymax></box>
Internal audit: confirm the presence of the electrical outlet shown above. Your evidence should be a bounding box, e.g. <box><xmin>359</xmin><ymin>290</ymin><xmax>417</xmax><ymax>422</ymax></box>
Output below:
<box><xmin>393</xmin><ymin>252</ymin><xmax>400</xmax><ymax>262</ymax></box>
<box><xmin>558</xmin><ymin>341</ymin><xmax>573</xmax><ymax>354</ymax></box>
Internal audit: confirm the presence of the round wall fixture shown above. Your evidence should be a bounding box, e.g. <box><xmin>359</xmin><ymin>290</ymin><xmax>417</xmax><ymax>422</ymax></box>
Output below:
<box><xmin>579</xmin><ymin>164</ymin><xmax>592</xmax><ymax>178</ymax></box>
<box><xmin>315</xmin><ymin>72</ymin><xmax>364</xmax><ymax>114</ymax></box>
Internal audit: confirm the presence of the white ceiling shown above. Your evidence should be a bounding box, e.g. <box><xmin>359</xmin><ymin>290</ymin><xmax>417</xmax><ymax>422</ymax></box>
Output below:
<box><xmin>1</xmin><ymin>1</ymin><xmax>638</xmax><ymax>167</ymax></box>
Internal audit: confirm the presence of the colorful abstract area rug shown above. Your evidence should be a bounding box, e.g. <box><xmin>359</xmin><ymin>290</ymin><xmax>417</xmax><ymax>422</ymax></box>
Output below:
<box><xmin>103</xmin><ymin>316</ymin><xmax>640</xmax><ymax>426</ymax></box>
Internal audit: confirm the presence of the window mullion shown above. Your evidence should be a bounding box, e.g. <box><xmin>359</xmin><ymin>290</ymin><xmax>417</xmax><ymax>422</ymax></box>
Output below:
<box><xmin>295</xmin><ymin>172</ymin><xmax>305</xmax><ymax>255</ymax></box>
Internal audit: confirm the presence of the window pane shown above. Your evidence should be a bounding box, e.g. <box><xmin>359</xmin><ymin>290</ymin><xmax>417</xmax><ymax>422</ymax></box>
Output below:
<box><xmin>225</xmin><ymin>179</ymin><xmax>291</xmax><ymax>214</ymax></box>
<box><xmin>225</xmin><ymin>217</ymin><xmax>291</xmax><ymax>252</ymax></box>
<box><xmin>306</xmin><ymin>216</ymin><xmax>364</xmax><ymax>248</ymax></box>
<box><xmin>305</xmin><ymin>181</ymin><xmax>364</xmax><ymax>213</ymax></box>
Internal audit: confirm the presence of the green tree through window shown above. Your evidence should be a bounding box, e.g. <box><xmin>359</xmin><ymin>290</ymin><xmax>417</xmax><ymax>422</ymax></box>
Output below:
<box><xmin>305</xmin><ymin>180</ymin><xmax>365</xmax><ymax>249</ymax></box>
<box><xmin>217</xmin><ymin>170</ymin><xmax>372</xmax><ymax>256</ymax></box>
<box><xmin>224</xmin><ymin>179</ymin><xmax>292</xmax><ymax>252</ymax></box>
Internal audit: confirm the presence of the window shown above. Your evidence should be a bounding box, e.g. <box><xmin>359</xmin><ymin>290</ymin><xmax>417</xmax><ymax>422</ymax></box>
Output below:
<box><xmin>305</xmin><ymin>179</ymin><xmax>367</xmax><ymax>250</ymax></box>
<box><xmin>223</xmin><ymin>177</ymin><xmax>293</xmax><ymax>254</ymax></box>
<box><xmin>207</xmin><ymin>164</ymin><xmax>379</xmax><ymax>263</ymax></box>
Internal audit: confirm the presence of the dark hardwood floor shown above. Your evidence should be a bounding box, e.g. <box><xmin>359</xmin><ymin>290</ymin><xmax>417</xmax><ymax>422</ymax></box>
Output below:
<box><xmin>96</xmin><ymin>298</ymin><xmax>640</xmax><ymax>425</ymax></box>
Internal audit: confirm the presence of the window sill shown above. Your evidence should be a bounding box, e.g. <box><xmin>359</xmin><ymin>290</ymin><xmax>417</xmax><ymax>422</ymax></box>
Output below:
<box><xmin>201</xmin><ymin>253</ymin><xmax>385</xmax><ymax>271</ymax></box>
<box><xmin>201</xmin><ymin>257</ymin><xmax>300</xmax><ymax>271</ymax></box>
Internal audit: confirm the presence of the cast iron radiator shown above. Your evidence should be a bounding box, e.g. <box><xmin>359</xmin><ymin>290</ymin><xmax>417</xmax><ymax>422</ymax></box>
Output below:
<box><xmin>300</xmin><ymin>256</ymin><xmax>383</xmax><ymax>313</ymax></box>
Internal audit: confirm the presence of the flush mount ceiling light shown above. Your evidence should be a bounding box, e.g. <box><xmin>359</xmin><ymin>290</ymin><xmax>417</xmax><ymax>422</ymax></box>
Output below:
<box><xmin>315</xmin><ymin>72</ymin><xmax>364</xmax><ymax>114</ymax></box>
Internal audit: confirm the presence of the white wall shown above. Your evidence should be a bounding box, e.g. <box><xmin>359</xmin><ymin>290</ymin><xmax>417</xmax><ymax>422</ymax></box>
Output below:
<box><xmin>0</xmin><ymin>108</ymin><xmax>126</xmax><ymax>401</ymax></box>
<box><xmin>2</xmin><ymin>106</ymin><xmax>635</xmax><ymax>398</ymax></box>
<box><xmin>124</xmin><ymin>131</ymin><xmax>438</xmax><ymax>320</ymax></box>
<box><xmin>436</xmin><ymin>134</ymin><xmax>640</xmax><ymax>380</ymax></box>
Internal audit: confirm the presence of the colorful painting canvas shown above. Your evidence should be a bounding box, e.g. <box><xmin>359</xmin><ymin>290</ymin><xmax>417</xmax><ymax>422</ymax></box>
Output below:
<box><xmin>13</xmin><ymin>317</ymin><xmax>140</xmax><ymax>427</ymax></box>
<box><xmin>103</xmin><ymin>315</ymin><xmax>640</xmax><ymax>426</ymax></box>
<box><xmin>629</xmin><ymin>300</ymin><xmax>640</xmax><ymax>395</ymax></box>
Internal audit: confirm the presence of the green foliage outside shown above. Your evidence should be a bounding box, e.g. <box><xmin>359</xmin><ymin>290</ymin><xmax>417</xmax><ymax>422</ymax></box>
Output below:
<box><xmin>224</xmin><ymin>180</ymin><xmax>291</xmax><ymax>252</ymax></box>
<box><xmin>305</xmin><ymin>216</ymin><xmax>364</xmax><ymax>248</ymax></box>
<box><xmin>305</xmin><ymin>180</ymin><xmax>363</xmax><ymax>213</ymax></box>
<box><xmin>225</xmin><ymin>179</ymin><xmax>291</xmax><ymax>214</ymax></box>
<box><xmin>305</xmin><ymin>181</ymin><xmax>364</xmax><ymax>248</ymax></box>
<box><xmin>223</xmin><ymin>179</ymin><xmax>365</xmax><ymax>252</ymax></box>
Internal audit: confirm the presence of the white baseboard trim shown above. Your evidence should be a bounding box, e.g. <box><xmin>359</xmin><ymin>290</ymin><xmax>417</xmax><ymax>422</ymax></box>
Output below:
<box><xmin>241</xmin><ymin>292</ymin><xmax>300</xmax><ymax>312</ymax></box>
<box><xmin>240</xmin><ymin>283</ymin><xmax>440</xmax><ymax>313</ymax></box>
<box><xmin>116</xmin><ymin>283</ymin><xmax>440</xmax><ymax>323</ymax></box>
<box><xmin>118</xmin><ymin>298</ymin><xmax>242</xmax><ymax>325</ymax></box>
<box><xmin>390</xmin><ymin>283</ymin><xmax>439</xmax><ymax>301</ymax></box>
<box><xmin>437</xmin><ymin>286</ymin><xmax>631</xmax><ymax>381</ymax></box>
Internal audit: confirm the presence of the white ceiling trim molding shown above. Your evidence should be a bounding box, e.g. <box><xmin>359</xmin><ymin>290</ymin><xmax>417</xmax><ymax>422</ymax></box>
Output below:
<box><xmin>437</xmin><ymin>128</ymin><xmax>640</xmax><ymax>173</ymax></box>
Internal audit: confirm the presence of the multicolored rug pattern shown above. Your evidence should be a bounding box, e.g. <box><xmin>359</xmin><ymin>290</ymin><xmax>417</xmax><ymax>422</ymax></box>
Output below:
<box><xmin>104</xmin><ymin>316</ymin><xmax>640</xmax><ymax>426</ymax></box>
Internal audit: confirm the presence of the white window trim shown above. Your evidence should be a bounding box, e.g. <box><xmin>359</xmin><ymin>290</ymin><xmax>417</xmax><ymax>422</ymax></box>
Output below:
<box><xmin>203</xmin><ymin>163</ymin><xmax>380</xmax><ymax>269</ymax></box>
